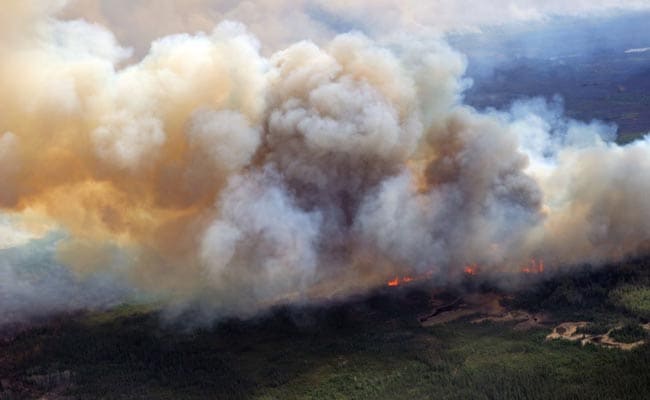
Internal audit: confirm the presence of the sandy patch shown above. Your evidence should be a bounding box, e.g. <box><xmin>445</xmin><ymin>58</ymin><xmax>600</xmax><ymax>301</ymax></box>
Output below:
<box><xmin>546</xmin><ymin>322</ymin><xmax>646</xmax><ymax>351</ymax></box>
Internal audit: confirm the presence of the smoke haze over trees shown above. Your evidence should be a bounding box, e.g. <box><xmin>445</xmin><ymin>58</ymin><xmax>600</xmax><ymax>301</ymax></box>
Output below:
<box><xmin>1</xmin><ymin>0</ymin><xmax>650</xmax><ymax>325</ymax></box>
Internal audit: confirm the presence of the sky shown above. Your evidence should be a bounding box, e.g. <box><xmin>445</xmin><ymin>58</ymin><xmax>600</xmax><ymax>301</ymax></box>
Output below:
<box><xmin>59</xmin><ymin>0</ymin><xmax>650</xmax><ymax>55</ymax></box>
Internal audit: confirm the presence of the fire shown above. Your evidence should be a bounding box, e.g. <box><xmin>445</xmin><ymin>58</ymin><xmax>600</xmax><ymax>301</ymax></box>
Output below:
<box><xmin>387</xmin><ymin>276</ymin><xmax>413</xmax><ymax>287</ymax></box>
<box><xmin>387</xmin><ymin>259</ymin><xmax>545</xmax><ymax>287</ymax></box>
<box><xmin>464</xmin><ymin>265</ymin><xmax>478</xmax><ymax>275</ymax></box>
<box><xmin>387</xmin><ymin>277</ymin><xmax>400</xmax><ymax>287</ymax></box>
<box><xmin>385</xmin><ymin>271</ymin><xmax>432</xmax><ymax>287</ymax></box>
<box><xmin>521</xmin><ymin>258</ymin><xmax>544</xmax><ymax>274</ymax></box>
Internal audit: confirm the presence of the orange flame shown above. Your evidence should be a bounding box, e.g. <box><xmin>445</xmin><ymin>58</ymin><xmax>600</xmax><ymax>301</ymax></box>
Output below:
<box><xmin>386</xmin><ymin>271</ymin><xmax>433</xmax><ymax>287</ymax></box>
<box><xmin>464</xmin><ymin>265</ymin><xmax>478</xmax><ymax>275</ymax></box>
<box><xmin>521</xmin><ymin>258</ymin><xmax>544</xmax><ymax>274</ymax></box>
<box><xmin>387</xmin><ymin>276</ymin><xmax>413</xmax><ymax>287</ymax></box>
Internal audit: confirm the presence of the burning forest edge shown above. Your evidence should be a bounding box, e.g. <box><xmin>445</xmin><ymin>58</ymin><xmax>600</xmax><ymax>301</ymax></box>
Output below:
<box><xmin>3</xmin><ymin>1</ymin><xmax>650</xmax><ymax>327</ymax></box>
<box><xmin>2</xmin><ymin>1</ymin><xmax>650</xmax><ymax>399</ymax></box>
<box><xmin>1</xmin><ymin>257</ymin><xmax>650</xmax><ymax>399</ymax></box>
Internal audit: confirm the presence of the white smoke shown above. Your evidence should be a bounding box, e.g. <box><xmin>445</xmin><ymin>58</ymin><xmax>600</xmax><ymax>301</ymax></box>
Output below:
<box><xmin>0</xmin><ymin>233</ymin><xmax>132</xmax><ymax>327</ymax></box>
<box><xmin>1</xmin><ymin>0</ymin><xmax>650</xmax><ymax>325</ymax></box>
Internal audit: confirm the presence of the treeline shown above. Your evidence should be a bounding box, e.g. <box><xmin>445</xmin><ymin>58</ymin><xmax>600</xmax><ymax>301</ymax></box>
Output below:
<box><xmin>507</xmin><ymin>258</ymin><xmax>650</xmax><ymax>321</ymax></box>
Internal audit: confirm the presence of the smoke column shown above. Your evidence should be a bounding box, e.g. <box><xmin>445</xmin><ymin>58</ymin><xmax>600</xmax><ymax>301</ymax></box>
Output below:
<box><xmin>1</xmin><ymin>0</ymin><xmax>650</xmax><ymax>324</ymax></box>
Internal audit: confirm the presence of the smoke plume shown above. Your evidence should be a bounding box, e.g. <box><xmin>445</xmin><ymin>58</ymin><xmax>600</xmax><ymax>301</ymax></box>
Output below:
<box><xmin>1</xmin><ymin>0</ymin><xmax>650</xmax><ymax>324</ymax></box>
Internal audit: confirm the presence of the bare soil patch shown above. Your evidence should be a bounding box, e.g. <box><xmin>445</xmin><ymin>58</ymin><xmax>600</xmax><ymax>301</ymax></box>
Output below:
<box><xmin>546</xmin><ymin>322</ymin><xmax>648</xmax><ymax>351</ymax></box>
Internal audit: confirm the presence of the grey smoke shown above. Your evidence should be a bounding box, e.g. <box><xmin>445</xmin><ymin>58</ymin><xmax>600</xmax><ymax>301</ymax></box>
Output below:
<box><xmin>1</xmin><ymin>1</ymin><xmax>650</xmax><ymax>326</ymax></box>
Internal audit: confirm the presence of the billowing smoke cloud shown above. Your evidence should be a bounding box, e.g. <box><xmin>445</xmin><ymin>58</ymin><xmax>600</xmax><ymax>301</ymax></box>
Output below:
<box><xmin>2</xmin><ymin>0</ymin><xmax>650</xmax><ymax>325</ymax></box>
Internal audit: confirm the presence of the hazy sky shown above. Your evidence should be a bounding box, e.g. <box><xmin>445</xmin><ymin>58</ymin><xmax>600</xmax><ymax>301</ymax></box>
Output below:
<box><xmin>59</xmin><ymin>0</ymin><xmax>650</xmax><ymax>56</ymax></box>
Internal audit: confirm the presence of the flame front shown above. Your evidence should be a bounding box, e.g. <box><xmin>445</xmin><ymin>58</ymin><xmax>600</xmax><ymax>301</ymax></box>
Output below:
<box><xmin>386</xmin><ymin>271</ymin><xmax>433</xmax><ymax>287</ymax></box>
<box><xmin>387</xmin><ymin>276</ymin><xmax>412</xmax><ymax>287</ymax></box>
<box><xmin>464</xmin><ymin>265</ymin><xmax>478</xmax><ymax>275</ymax></box>
<box><xmin>521</xmin><ymin>259</ymin><xmax>545</xmax><ymax>274</ymax></box>
<box><xmin>387</xmin><ymin>277</ymin><xmax>400</xmax><ymax>287</ymax></box>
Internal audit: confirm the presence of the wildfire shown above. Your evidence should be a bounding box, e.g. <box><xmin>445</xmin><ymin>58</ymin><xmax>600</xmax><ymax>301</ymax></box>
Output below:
<box><xmin>464</xmin><ymin>265</ymin><xmax>478</xmax><ymax>276</ymax></box>
<box><xmin>386</xmin><ymin>271</ymin><xmax>432</xmax><ymax>287</ymax></box>
<box><xmin>521</xmin><ymin>258</ymin><xmax>545</xmax><ymax>274</ymax></box>
<box><xmin>387</xmin><ymin>276</ymin><xmax>414</xmax><ymax>287</ymax></box>
<box><xmin>387</xmin><ymin>259</ymin><xmax>544</xmax><ymax>287</ymax></box>
<box><xmin>387</xmin><ymin>277</ymin><xmax>400</xmax><ymax>287</ymax></box>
